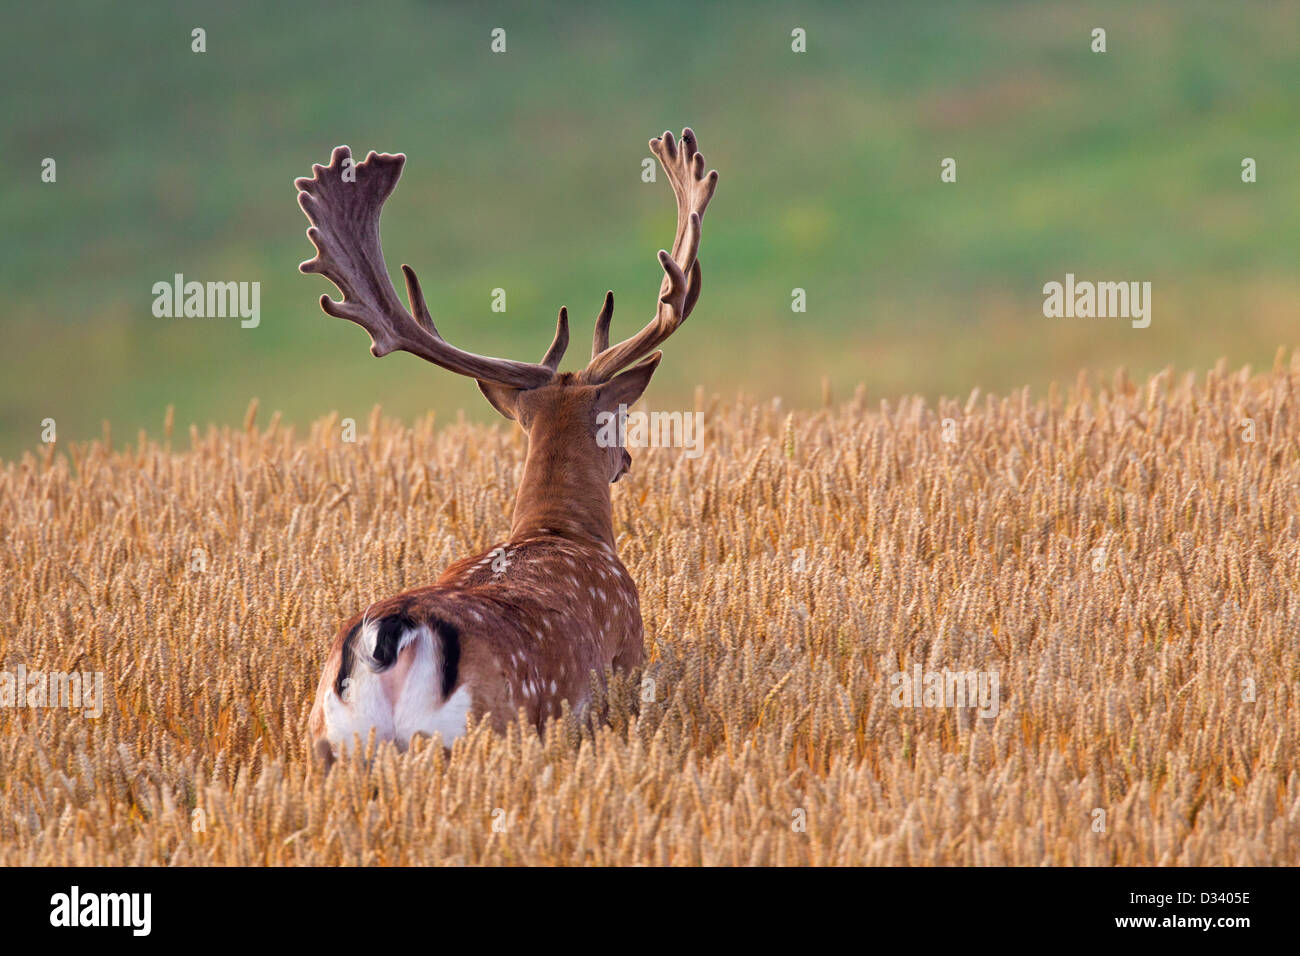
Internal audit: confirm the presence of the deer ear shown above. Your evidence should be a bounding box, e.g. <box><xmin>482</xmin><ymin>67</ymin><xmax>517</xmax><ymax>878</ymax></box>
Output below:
<box><xmin>477</xmin><ymin>380</ymin><xmax>523</xmax><ymax>421</ymax></box>
<box><xmin>596</xmin><ymin>352</ymin><xmax>662</xmax><ymax>413</ymax></box>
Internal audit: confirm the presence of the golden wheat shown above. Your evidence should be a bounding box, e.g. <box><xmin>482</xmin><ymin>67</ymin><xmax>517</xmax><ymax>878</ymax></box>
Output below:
<box><xmin>1</xmin><ymin>358</ymin><xmax>1298</xmax><ymax>865</ymax></box>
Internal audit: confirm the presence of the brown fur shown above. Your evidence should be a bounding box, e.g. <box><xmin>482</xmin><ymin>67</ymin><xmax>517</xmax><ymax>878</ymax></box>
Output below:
<box><xmin>308</xmin><ymin>384</ymin><xmax>645</xmax><ymax>762</ymax></box>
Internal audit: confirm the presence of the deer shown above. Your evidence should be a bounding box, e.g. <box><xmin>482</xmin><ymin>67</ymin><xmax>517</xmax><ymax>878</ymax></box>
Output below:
<box><xmin>295</xmin><ymin>130</ymin><xmax>718</xmax><ymax>767</ymax></box>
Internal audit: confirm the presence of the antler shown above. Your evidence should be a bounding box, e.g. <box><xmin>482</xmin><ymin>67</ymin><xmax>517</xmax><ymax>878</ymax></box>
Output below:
<box><xmin>581</xmin><ymin>128</ymin><xmax>718</xmax><ymax>384</ymax></box>
<box><xmin>296</xmin><ymin>146</ymin><xmax>556</xmax><ymax>389</ymax></box>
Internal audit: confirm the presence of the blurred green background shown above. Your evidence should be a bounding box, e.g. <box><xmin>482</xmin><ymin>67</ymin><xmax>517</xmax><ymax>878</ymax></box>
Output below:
<box><xmin>2</xmin><ymin>1</ymin><xmax>1297</xmax><ymax>456</ymax></box>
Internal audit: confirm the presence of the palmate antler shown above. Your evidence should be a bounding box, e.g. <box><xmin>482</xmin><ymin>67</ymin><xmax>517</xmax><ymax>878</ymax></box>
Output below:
<box><xmin>582</xmin><ymin>128</ymin><xmax>718</xmax><ymax>383</ymax></box>
<box><xmin>295</xmin><ymin>146</ymin><xmax>558</xmax><ymax>388</ymax></box>
<box><xmin>296</xmin><ymin>131</ymin><xmax>716</xmax><ymax>388</ymax></box>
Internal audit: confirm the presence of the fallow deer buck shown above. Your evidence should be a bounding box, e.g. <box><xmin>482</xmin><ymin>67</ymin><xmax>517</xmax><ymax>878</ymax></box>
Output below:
<box><xmin>297</xmin><ymin>130</ymin><xmax>717</xmax><ymax>766</ymax></box>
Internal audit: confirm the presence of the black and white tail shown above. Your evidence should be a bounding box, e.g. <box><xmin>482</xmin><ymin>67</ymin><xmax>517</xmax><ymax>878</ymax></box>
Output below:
<box><xmin>322</xmin><ymin>613</ymin><xmax>470</xmax><ymax>755</ymax></box>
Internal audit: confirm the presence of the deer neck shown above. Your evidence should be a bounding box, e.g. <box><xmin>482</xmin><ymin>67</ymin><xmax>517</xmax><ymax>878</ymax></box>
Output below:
<box><xmin>510</xmin><ymin>423</ymin><xmax>614</xmax><ymax>547</ymax></box>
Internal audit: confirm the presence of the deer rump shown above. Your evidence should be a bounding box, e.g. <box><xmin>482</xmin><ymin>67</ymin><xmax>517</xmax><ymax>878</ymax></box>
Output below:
<box><xmin>319</xmin><ymin>613</ymin><xmax>471</xmax><ymax>756</ymax></box>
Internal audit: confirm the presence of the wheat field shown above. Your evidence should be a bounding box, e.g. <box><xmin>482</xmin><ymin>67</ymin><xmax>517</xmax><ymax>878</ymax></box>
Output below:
<box><xmin>1</xmin><ymin>358</ymin><xmax>1298</xmax><ymax>866</ymax></box>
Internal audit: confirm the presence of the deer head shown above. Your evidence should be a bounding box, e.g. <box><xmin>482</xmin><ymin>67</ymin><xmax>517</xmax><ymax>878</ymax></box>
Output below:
<box><xmin>295</xmin><ymin>130</ymin><xmax>717</xmax><ymax>502</ymax></box>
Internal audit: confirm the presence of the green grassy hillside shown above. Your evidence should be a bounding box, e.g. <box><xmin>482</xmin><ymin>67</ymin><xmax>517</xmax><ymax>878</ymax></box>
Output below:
<box><xmin>2</xmin><ymin>0</ymin><xmax>1296</xmax><ymax>455</ymax></box>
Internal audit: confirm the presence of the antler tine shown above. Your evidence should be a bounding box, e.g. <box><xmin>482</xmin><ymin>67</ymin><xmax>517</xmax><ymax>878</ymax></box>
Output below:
<box><xmin>297</xmin><ymin>145</ymin><xmax>554</xmax><ymax>389</ymax></box>
<box><xmin>401</xmin><ymin>264</ymin><xmax>438</xmax><ymax>336</ymax></box>
<box><xmin>591</xmin><ymin>291</ymin><xmax>614</xmax><ymax>359</ymax></box>
<box><xmin>582</xmin><ymin>128</ymin><xmax>718</xmax><ymax>384</ymax></box>
<box><xmin>539</xmin><ymin>307</ymin><xmax>570</xmax><ymax>372</ymax></box>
